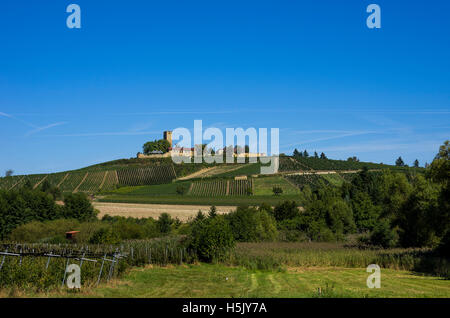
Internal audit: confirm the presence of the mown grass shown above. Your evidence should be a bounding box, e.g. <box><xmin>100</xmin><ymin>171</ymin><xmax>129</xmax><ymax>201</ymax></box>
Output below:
<box><xmin>15</xmin><ymin>263</ymin><xmax>450</xmax><ymax>298</ymax></box>
<box><xmin>110</xmin><ymin>182</ymin><xmax>192</xmax><ymax>196</ymax></box>
<box><xmin>253</xmin><ymin>176</ymin><xmax>300</xmax><ymax>195</ymax></box>
<box><xmin>3</xmin><ymin>242</ymin><xmax>449</xmax><ymax>298</ymax></box>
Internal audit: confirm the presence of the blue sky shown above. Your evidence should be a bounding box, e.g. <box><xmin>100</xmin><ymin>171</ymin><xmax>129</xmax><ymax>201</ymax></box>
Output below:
<box><xmin>0</xmin><ymin>0</ymin><xmax>449</xmax><ymax>175</ymax></box>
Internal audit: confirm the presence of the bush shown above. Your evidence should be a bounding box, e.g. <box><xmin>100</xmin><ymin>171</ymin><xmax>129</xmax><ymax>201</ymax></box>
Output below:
<box><xmin>272</xmin><ymin>186</ymin><xmax>283</xmax><ymax>196</ymax></box>
<box><xmin>176</xmin><ymin>185</ymin><xmax>187</xmax><ymax>195</ymax></box>
<box><xmin>369</xmin><ymin>219</ymin><xmax>398</xmax><ymax>248</ymax></box>
<box><xmin>9</xmin><ymin>219</ymin><xmax>80</xmax><ymax>242</ymax></box>
<box><xmin>272</xmin><ymin>201</ymin><xmax>299</xmax><ymax>221</ymax></box>
<box><xmin>89</xmin><ymin>227</ymin><xmax>120</xmax><ymax>244</ymax></box>
<box><xmin>226</xmin><ymin>206</ymin><xmax>278</xmax><ymax>242</ymax></box>
<box><xmin>0</xmin><ymin>189</ymin><xmax>64</xmax><ymax>239</ymax></box>
<box><xmin>436</xmin><ymin>230</ymin><xmax>450</xmax><ymax>257</ymax></box>
<box><xmin>189</xmin><ymin>215</ymin><xmax>235</xmax><ymax>262</ymax></box>
<box><xmin>157</xmin><ymin>213</ymin><xmax>173</xmax><ymax>234</ymax></box>
<box><xmin>112</xmin><ymin>220</ymin><xmax>146</xmax><ymax>240</ymax></box>
<box><xmin>63</xmin><ymin>193</ymin><xmax>97</xmax><ymax>221</ymax></box>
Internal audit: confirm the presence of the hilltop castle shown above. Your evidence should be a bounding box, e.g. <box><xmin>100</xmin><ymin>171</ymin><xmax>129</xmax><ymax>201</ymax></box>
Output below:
<box><xmin>137</xmin><ymin>130</ymin><xmax>265</xmax><ymax>159</ymax></box>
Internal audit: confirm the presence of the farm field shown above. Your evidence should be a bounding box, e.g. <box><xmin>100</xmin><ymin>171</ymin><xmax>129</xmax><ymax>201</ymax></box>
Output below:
<box><xmin>253</xmin><ymin>176</ymin><xmax>300</xmax><ymax>195</ymax></box>
<box><xmin>17</xmin><ymin>264</ymin><xmax>450</xmax><ymax>298</ymax></box>
<box><xmin>177</xmin><ymin>164</ymin><xmax>243</xmax><ymax>180</ymax></box>
<box><xmin>93</xmin><ymin>202</ymin><xmax>236</xmax><ymax>221</ymax></box>
<box><xmin>111</xmin><ymin>182</ymin><xmax>192</xmax><ymax>196</ymax></box>
<box><xmin>98</xmin><ymin>194</ymin><xmax>302</xmax><ymax>206</ymax></box>
<box><xmin>189</xmin><ymin>179</ymin><xmax>253</xmax><ymax>196</ymax></box>
<box><xmin>0</xmin><ymin>165</ymin><xmax>177</xmax><ymax>194</ymax></box>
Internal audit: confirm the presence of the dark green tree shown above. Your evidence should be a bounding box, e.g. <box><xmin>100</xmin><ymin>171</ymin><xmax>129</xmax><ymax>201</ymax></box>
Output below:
<box><xmin>208</xmin><ymin>206</ymin><xmax>217</xmax><ymax>218</ymax></box>
<box><xmin>143</xmin><ymin>139</ymin><xmax>171</xmax><ymax>154</ymax></box>
<box><xmin>272</xmin><ymin>186</ymin><xmax>283</xmax><ymax>196</ymax></box>
<box><xmin>272</xmin><ymin>201</ymin><xmax>299</xmax><ymax>221</ymax></box>
<box><xmin>395</xmin><ymin>156</ymin><xmax>405</xmax><ymax>167</ymax></box>
<box><xmin>157</xmin><ymin>213</ymin><xmax>173</xmax><ymax>234</ymax></box>
<box><xmin>189</xmin><ymin>215</ymin><xmax>235</xmax><ymax>262</ymax></box>
<box><xmin>226</xmin><ymin>206</ymin><xmax>277</xmax><ymax>242</ymax></box>
<box><xmin>63</xmin><ymin>193</ymin><xmax>97</xmax><ymax>221</ymax></box>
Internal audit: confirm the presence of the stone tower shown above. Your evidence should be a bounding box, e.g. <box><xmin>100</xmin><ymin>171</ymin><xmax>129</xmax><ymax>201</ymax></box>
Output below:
<box><xmin>163</xmin><ymin>131</ymin><xmax>173</xmax><ymax>147</ymax></box>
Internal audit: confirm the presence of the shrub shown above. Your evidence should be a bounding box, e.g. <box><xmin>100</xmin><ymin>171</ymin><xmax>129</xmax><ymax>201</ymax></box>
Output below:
<box><xmin>112</xmin><ymin>220</ymin><xmax>146</xmax><ymax>240</ymax></box>
<box><xmin>272</xmin><ymin>201</ymin><xmax>299</xmax><ymax>221</ymax></box>
<box><xmin>176</xmin><ymin>185</ymin><xmax>187</xmax><ymax>195</ymax></box>
<box><xmin>89</xmin><ymin>227</ymin><xmax>120</xmax><ymax>244</ymax></box>
<box><xmin>272</xmin><ymin>186</ymin><xmax>283</xmax><ymax>196</ymax></box>
<box><xmin>226</xmin><ymin>206</ymin><xmax>278</xmax><ymax>242</ymax></box>
<box><xmin>189</xmin><ymin>215</ymin><xmax>235</xmax><ymax>262</ymax></box>
<box><xmin>369</xmin><ymin>219</ymin><xmax>398</xmax><ymax>248</ymax></box>
<box><xmin>63</xmin><ymin>193</ymin><xmax>97</xmax><ymax>221</ymax></box>
<box><xmin>8</xmin><ymin>219</ymin><xmax>80</xmax><ymax>242</ymax></box>
<box><xmin>157</xmin><ymin>213</ymin><xmax>173</xmax><ymax>234</ymax></box>
<box><xmin>436</xmin><ymin>230</ymin><xmax>450</xmax><ymax>257</ymax></box>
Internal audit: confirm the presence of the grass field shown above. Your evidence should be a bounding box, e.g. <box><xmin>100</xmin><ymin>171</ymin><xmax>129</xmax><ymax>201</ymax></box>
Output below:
<box><xmin>253</xmin><ymin>176</ymin><xmax>300</xmax><ymax>195</ymax></box>
<box><xmin>110</xmin><ymin>182</ymin><xmax>192</xmax><ymax>196</ymax></box>
<box><xmin>320</xmin><ymin>173</ymin><xmax>345</xmax><ymax>187</ymax></box>
<box><xmin>99</xmin><ymin>194</ymin><xmax>302</xmax><ymax>206</ymax></box>
<box><xmin>15</xmin><ymin>264</ymin><xmax>450</xmax><ymax>298</ymax></box>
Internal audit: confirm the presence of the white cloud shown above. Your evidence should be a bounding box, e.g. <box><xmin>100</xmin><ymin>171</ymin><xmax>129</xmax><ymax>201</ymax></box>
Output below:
<box><xmin>25</xmin><ymin>122</ymin><xmax>68</xmax><ymax>136</ymax></box>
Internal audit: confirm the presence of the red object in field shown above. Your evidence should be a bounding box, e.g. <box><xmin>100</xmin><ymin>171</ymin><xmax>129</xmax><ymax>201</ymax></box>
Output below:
<box><xmin>66</xmin><ymin>231</ymin><xmax>80</xmax><ymax>239</ymax></box>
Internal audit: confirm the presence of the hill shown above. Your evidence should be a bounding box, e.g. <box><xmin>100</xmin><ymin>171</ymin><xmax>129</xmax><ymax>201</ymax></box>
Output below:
<box><xmin>0</xmin><ymin>156</ymin><xmax>422</xmax><ymax>196</ymax></box>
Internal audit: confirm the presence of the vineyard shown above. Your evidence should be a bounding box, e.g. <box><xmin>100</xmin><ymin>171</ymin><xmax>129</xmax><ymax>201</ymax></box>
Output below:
<box><xmin>0</xmin><ymin>237</ymin><xmax>196</xmax><ymax>290</ymax></box>
<box><xmin>116</xmin><ymin>165</ymin><xmax>176</xmax><ymax>186</ymax></box>
<box><xmin>290</xmin><ymin>155</ymin><xmax>418</xmax><ymax>172</ymax></box>
<box><xmin>285</xmin><ymin>174</ymin><xmax>331</xmax><ymax>190</ymax></box>
<box><xmin>0</xmin><ymin>165</ymin><xmax>176</xmax><ymax>194</ymax></box>
<box><xmin>279</xmin><ymin>156</ymin><xmax>313</xmax><ymax>172</ymax></box>
<box><xmin>189</xmin><ymin>179</ymin><xmax>253</xmax><ymax>196</ymax></box>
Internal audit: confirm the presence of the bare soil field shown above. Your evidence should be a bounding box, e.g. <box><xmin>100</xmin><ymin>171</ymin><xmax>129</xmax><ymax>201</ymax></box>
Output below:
<box><xmin>93</xmin><ymin>202</ymin><xmax>236</xmax><ymax>221</ymax></box>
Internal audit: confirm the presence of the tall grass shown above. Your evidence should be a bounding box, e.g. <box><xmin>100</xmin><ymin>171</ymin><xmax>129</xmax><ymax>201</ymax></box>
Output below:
<box><xmin>0</xmin><ymin>236</ymin><xmax>196</xmax><ymax>291</ymax></box>
<box><xmin>227</xmin><ymin>242</ymin><xmax>450</xmax><ymax>277</ymax></box>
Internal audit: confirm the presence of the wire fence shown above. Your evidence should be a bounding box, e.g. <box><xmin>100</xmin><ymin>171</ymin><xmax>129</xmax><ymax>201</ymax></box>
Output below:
<box><xmin>0</xmin><ymin>238</ymin><xmax>196</xmax><ymax>289</ymax></box>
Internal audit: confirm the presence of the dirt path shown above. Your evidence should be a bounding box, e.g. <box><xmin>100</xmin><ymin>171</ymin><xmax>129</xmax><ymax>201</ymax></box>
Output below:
<box><xmin>93</xmin><ymin>202</ymin><xmax>236</xmax><ymax>221</ymax></box>
<box><xmin>283</xmin><ymin>170</ymin><xmax>362</xmax><ymax>176</ymax></box>
<box><xmin>177</xmin><ymin>167</ymin><xmax>216</xmax><ymax>180</ymax></box>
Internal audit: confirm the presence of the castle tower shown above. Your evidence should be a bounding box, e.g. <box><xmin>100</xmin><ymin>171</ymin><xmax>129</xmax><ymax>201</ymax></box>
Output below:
<box><xmin>163</xmin><ymin>131</ymin><xmax>173</xmax><ymax>147</ymax></box>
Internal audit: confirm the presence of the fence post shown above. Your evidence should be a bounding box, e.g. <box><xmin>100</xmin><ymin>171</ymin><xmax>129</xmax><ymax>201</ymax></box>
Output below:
<box><xmin>80</xmin><ymin>251</ymin><xmax>86</xmax><ymax>268</ymax></box>
<box><xmin>61</xmin><ymin>258</ymin><xmax>70</xmax><ymax>287</ymax></box>
<box><xmin>107</xmin><ymin>254</ymin><xmax>116</xmax><ymax>281</ymax></box>
<box><xmin>19</xmin><ymin>248</ymin><xmax>23</xmax><ymax>266</ymax></box>
<box><xmin>96</xmin><ymin>253</ymin><xmax>107</xmax><ymax>286</ymax></box>
<box><xmin>0</xmin><ymin>248</ymin><xmax>8</xmax><ymax>271</ymax></box>
<box><xmin>46</xmin><ymin>252</ymin><xmax>52</xmax><ymax>270</ymax></box>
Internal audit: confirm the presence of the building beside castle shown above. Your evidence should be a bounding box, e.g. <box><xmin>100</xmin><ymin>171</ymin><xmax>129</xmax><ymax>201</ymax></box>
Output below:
<box><xmin>137</xmin><ymin>130</ymin><xmax>266</xmax><ymax>159</ymax></box>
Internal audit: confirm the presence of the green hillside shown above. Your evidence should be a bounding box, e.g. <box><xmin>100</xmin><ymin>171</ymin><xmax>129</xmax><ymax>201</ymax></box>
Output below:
<box><xmin>0</xmin><ymin>155</ymin><xmax>421</xmax><ymax>196</ymax></box>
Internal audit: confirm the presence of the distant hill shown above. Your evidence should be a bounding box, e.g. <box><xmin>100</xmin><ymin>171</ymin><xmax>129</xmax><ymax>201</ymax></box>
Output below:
<box><xmin>0</xmin><ymin>156</ymin><xmax>422</xmax><ymax>195</ymax></box>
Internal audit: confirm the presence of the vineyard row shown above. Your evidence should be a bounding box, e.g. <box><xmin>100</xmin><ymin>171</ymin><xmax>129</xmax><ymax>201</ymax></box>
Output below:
<box><xmin>0</xmin><ymin>165</ymin><xmax>177</xmax><ymax>194</ymax></box>
<box><xmin>189</xmin><ymin>179</ymin><xmax>253</xmax><ymax>196</ymax></box>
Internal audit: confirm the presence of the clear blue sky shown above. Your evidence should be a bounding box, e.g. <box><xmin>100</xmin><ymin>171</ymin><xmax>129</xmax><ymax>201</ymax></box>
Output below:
<box><xmin>1</xmin><ymin>0</ymin><xmax>449</xmax><ymax>175</ymax></box>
